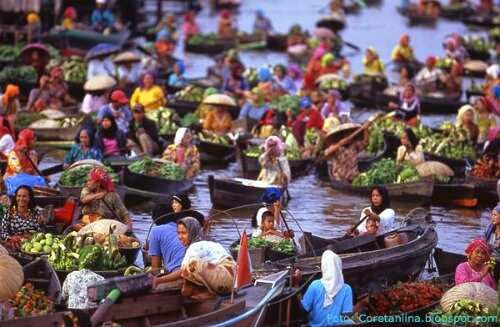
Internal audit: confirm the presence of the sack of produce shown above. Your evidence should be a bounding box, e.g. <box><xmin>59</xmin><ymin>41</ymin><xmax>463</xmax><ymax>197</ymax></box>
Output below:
<box><xmin>28</xmin><ymin>118</ymin><xmax>61</xmax><ymax>129</ymax></box>
<box><xmin>39</xmin><ymin>109</ymin><xmax>67</xmax><ymax>120</ymax></box>
<box><xmin>440</xmin><ymin>282</ymin><xmax>497</xmax><ymax>312</ymax></box>
<box><xmin>0</xmin><ymin>254</ymin><xmax>24</xmax><ymax>300</ymax></box>
<box><xmin>416</xmin><ymin>161</ymin><xmax>454</xmax><ymax>178</ymax></box>
<box><xmin>0</xmin><ymin>245</ymin><xmax>7</xmax><ymax>256</ymax></box>
<box><xmin>77</xmin><ymin>219</ymin><xmax>128</xmax><ymax>236</ymax></box>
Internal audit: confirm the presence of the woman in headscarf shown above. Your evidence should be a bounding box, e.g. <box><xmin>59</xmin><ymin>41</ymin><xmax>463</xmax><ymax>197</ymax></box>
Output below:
<box><xmin>391</xmin><ymin>33</ymin><xmax>415</xmax><ymax>63</ymax></box>
<box><xmin>153</xmin><ymin>217</ymin><xmax>235</xmax><ymax>300</ymax></box>
<box><xmin>64</xmin><ymin>128</ymin><xmax>103</xmax><ymax>168</ymax></box>
<box><xmin>4</xmin><ymin>129</ymin><xmax>38</xmax><ymax>179</ymax></box>
<box><xmin>95</xmin><ymin>114</ymin><xmax>127</xmax><ymax>159</ymax></box>
<box><xmin>474</xmin><ymin>97</ymin><xmax>497</xmax><ymax>145</ymax></box>
<box><xmin>253</xmin><ymin>9</ymin><xmax>273</xmax><ymax>36</ymax></box>
<box><xmin>222</xmin><ymin>62</ymin><xmax>248</xmax><ymax>97</ymax></box>
<box><xmin>389</xmin><ymin>84</ymin><xmax>421</xmax><ymax>126</ymax></box>
<box><xmin>456</xmin><ymin>105</ymin><xmax>480</xmax><ymax>144</ymax></box>
<box><xmin>0</xmin><ymin>117</ymin><xmax>15</xmax><ymax>159</ymax></box>
<box><xmin>80</xmin><ymin>167</ymin><xmax>131</xmax><ymax>230</ymax></box>
<box><xmin>296</xmin><ymin>250</ymin><xmax>353</xmax><ymax>326</ymax></box>
<box><xmin>363</xmin><ymin>47</ymin><xmax>385</xmax><ymax>76</ymax></box>
<box><xmin>202</xmin><ymin>105</ymin><xmax>233</xmax><ymax>134</ymax></box>
<box><xmin>167</xmin><ymin>61</ymin><xmax>186</xmax><ymax>88</ymax></box>
<box><xmin>485</xmin><ymin>206</ymin><xmax>500</xmax><ymax>252</ymax></box>
<box><xmin>356</xmin><ymin>186</ymin><xmax>395</xmax><ymax>235</ymax></box>
<box><xmin>0</xmin><ymin>84</ymin><xmax>21</xmax><ymax>132</ymax></box>
<box><xmin>218</xmin><ymin>10</ymin><xmax>236</xmax><ymax>39</ymax></box>
<box><xmin>162</xmin><ymin>128</ymin><xmax>200</xmax><ymax>178</ymax></box>
<box><xmin>455</xmin><ymin>239</ymin><xmax>496</xmax><ymax>290</ymax></box>
<box><xmin>273</xmin><ymin>64</ymin><xmax>296</xmax><ymax>94</ymax></box>
<box><xmin>415</xmin><ymin>56</ymin><xmax>443</xmax><ymax>93</ymax></box>
<box><xmin>257</xmin><ymin>136</ymin><xmax>291</xmax><ymax>187</ymax></box>
<box><xmin>182</xmin><ymin>11</ymin><xmax>199</xmax><ymax>41</ymax></box>
<box><xmin>130</xmin><ymin>72</ymin><xmax>166</xmax><ymax>112</ymax></box>
<box><xmin>396</xmin><ymin>128</ymin><xmax>425</xmax><ymax>167</ymax></box>
<box><xmin>287</xmin><ymin>64</ymin><xmax>302</xmax><ymax>93</ymax></box>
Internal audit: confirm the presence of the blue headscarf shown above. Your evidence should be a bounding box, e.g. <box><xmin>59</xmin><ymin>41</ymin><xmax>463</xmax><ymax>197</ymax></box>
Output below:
<box><xmin>300</xmin><ymin>96</ymin><xmax>312</xmax><ymax>109</ymax></box>
<box><xmin>261</xmin><ymin>187</ymin><xmax>282</xmax><ymax>204</ymax></box>
<box><xmin>175</xmin><ymin>60</ymin><xmax>185</xmax><ymax>75</ymax></box>
<box><xmin>258</xmin><ymin>67</ymin><xmax>272</xmax><ymax>82</ymax></box>
<box><xmin>494</xmin><ymin>84</ymin><xmax>500</xmax><ymax>100</ymax></box>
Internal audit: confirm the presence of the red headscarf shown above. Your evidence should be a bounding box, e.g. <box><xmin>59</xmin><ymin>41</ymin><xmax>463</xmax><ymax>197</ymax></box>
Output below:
<box><xmin>220</xmin><ymin>9</ymin><xmax>231</xmax><ymax>19</ymax></box>
<box><xmin>465</xmin><ymin>239</ymin><xmax>491</xmax><ymax>257</ymax></box>
<box><xmin>64</xmin><ymin>7</ymin><xmax>77</xmax><ymax>20</ymax></box>
<box><xmin>15</xmin><ymin>129</ymin><xmax>35</xmax><ymax>152</ymax></box>
<box><xmin>88</xmin><ymin>167</ymin><xmax>115</xmax><ymax>192</ymax></box>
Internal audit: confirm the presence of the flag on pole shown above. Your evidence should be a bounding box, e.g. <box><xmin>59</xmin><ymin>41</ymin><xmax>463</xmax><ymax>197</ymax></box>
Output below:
<box><xmin>234</xmin><ymin>230</ymin><xmax>252</xmax><ymax>289</ymax></box>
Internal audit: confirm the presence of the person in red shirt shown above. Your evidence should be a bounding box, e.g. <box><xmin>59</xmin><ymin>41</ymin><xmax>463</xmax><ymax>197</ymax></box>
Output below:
<box><xmin>292</xmin><ymin>97</ymin><xmax>324</xmax><ymax>146</ymax></box>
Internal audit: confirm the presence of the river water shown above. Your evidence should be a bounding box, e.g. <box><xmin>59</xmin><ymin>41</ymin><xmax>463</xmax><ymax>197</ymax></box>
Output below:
<box><xmin>122</xmin><ymin>0</ymin><xmax>493</xmax><ymax>257</ymax></box>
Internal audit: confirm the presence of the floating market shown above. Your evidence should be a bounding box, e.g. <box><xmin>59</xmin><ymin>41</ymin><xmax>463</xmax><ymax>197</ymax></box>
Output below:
<box><xmin>0</xmin><ymin>0</ymin><xmax>499</xmax><ymax>326</ymax></box>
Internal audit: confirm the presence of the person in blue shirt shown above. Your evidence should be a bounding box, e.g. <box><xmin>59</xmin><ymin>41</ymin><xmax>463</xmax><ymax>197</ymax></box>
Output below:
<box><xmin>168</xmin><ymin>61</ymin><xmax>186</xmax><ymax>88</ymax></box>
<box><xmin>253</xmin><ymin>9</ymin><xmax>273</xmax><ymax>35</ymax></box>
<box><xmin>97</xmin><ymin>90</ymin><xmax>132</xmax><ymax>134</ymax></box>
<box><xmin>274</xmin><ymin>64</ymin><xmax>297</xmax><ymax>94</ymax></box>
<box><xmin>63</xmin><ymin>128</ymin><xmax>103</xmax><ymax>168</ymax></box>
<box><xmin>295</xmin><ymin>250</ymin><xmax>353</xmax><ymax>326</ymax></box>
<box><xmin>238</xmin><ymin>88</ymin><xmax>268</xmax><ymax>122</ymax></box>
<box><xmin>91</xmin><ymin>0</ymin><xmax>115</xmax><ymax>33</ymax></box>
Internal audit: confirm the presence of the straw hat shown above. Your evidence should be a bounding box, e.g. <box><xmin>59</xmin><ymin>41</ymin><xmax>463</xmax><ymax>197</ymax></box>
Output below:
<box><xmin>84</xmin><ymin>75</ymin><xmax>116</xmax><ymax>92</ymax></box>
<box><xmin>202</xmin><ymin>94</ymin><xmax>237</xmax><ymax>107</ymax></box>
<box><xmin>113</xmin><ymin>51</ymin><xmax>141</xmax><ymax>64</ymax></box>
<box><xmin>323</xmin><ymin>122</ymin><xmax>361</xmax><ymax>149</ymax></box>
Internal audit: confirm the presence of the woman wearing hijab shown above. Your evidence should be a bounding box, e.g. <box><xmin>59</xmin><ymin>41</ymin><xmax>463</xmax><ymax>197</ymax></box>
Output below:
<box><xmin>296</xmin><ymin>250</ymin><xmax>353</xmax><ymax>326</ymax></box>
<box><xmin>130</xmin><ymin>73</ymin><xmax>166</xmax><ymax>112</ymax></box>
<box><xmin>287</xmin><ymin>64</ymin><xmax>302</xmax><ymax>93</ymax></box>
<box><xmin>4</xmin><ymin>129</ymin><xmax>38</xmax><ymax>180</ymax></box>
<box><xmin>0</xmin><ymin>117</ymin><xmax>15</xmax><ymax>159</ymax></box>
<box><xmin>456</xmin><ymin>105</ymin><xmax>480</xmax><ymax>144</ymax></box>
<box><xmin>273</xmin><ymin>64</ymin><xmax>296</xmax><ymax>95</ymax></box>
<box><xmin>162</xmin><ymin>128</ymin><xmax>200</xmax><ymax>178</ymax></box>
<box><xmin>253</xmin><ymin>9</ymin><xmax>273</xmax><ymax>36</ymax></box>
<box><xmin>396</xmin><ymin>128</ymin><xmax>425</xmax><ymax>167</ymax></box>
<box><xmin>363</xmin><ymin>47</ymin><xmax>385</xmax><ymax>76</ymax></box>
<box><xmin>485</xmin><ymin>206</ymin><xmax>500</xmax><ymax>252</ymax></box>
<box><xmin>455</xmin><ymin>239</ymin><xmax>497</xmax><ymax>290</ymax></box>
<box><xmin>182</xmin><ymin>11</ymin><xmax>199</xmax><ymax>41</ymax></box>
<box><xmin>389</xmin><ymin>83</ymin><xmax>421</xmax><ymax>126</ymax></box>
<box><xmin>80</xmin><ymin>167</ymin><xmax>131</xmax><ymax>230</ymax></box>
<box><xmin>0</xmin><ymin>84</ymin><xmax>21</xmax><ymax>132</ymax></box>
<box><xmin>257</xmin><ymin>136</ymin><xmax>291</xmax><ymax>187</ymax></box>
<box><xmin>64</xmin><ymin>128</ymin><xmax>103</xmax><ymax>168</ymax></box>
<box><xmin>356</xmin><ymin>186</ymin><xmax>395</xmax><ymax>235</ymax></box>
<box><xmin>95</xmin><ymin>114</ymin><xmax>127</xmax><ymax>159</ymax></box>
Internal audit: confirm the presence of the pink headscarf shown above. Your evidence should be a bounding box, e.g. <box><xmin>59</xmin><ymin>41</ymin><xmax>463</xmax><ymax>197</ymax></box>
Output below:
<box><xmin>487</xmin><ymin>126</ymin><xmax>500</xmax><ymax>142</ymax></box>
<box><xmin>264</xmin><ymin>136</ymin><xmax>285</xmax><ymax>157</ymax></box>
<box><xmin>312</xmin><ymin>47</ymin><xmax>327</xmax><ymax>61</ymax></box>
<box><xmin>465</xmin><ymin>239</ymin><xmax>491</xmax><ymax>258</ymax></box>
<box><xmin>88</xmin><ymin>167</ymin><xmax>115</xmax><ymax>192</ymax></box>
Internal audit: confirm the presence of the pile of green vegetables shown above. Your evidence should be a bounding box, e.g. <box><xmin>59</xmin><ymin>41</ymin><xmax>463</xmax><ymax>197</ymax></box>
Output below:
<box><xmin>59</xmin><ymin>165</ymin><xmax>118</xmax><ymax>187</ymax></box>
<box><xmin>48</xmin><ymin>231</ymin><xmax>127</xmax><ymax>271</ymax></box>
<box><xmin>175</xmin><ymin>85</ymin><xmax>204</xmax><ymax>102</ymax></box>
<box><xmin>0</xmin><ymin>44</ymin><xmax>22</xmax><ymax>62</ymax></box>
<box><xmin>489</xmin><ymin>27</ymin><xmax>500</xmax><ymax>41</ymax></box>
<box><xmin>430</xmin><ymin>299</ymin><xmax>497</xmax><ymax>327</ymax></box>
<box><xmin>436</xmin><ymin>57</ymin><xmax>454</xmax><ymax>70</ymax></box>
<box><xmin>146</xmin><ymin>106</ymin><xmax>179</xmax><ymax>135</ymax></box>
<box><xmin>0</xmin><ymin>65</ymin><xmax>37</xmax><ymax>83</ymax></box>
<box><xmin>463</xmin><ymin>35</ymin><xmax>493</xmax><ymax>53</ymax></box>
<box><xmin>319</xmin><ymin>77</ymin><xmax>349</xmax><ymax>91</ymax></box>
<box><xmin>15</xmin><ymin>113</ymin><xmax>45</xmax><ymax>129</ymax></box>
<box><xmin>352</xmin><ymin>158</ymin><xmax>420</xmax><ymax>187</ymax></box>
<box><xmin>198</xmin><ymin>132</ymin><xmax>232</xmax><ymax>146</ymax></box>
<box><xmin>232</xmin><ymin>237</ymin><xmax>295</xmax><ymax>254</ymax></box>
<box><xmin>180</xmin><ymin>112</ymin><xmax>199</xmax><ymax>127</ymax></box>
<box><xmin>188</xmin><ymin>33</ymin><xmax>220</xmax><ymax>45</ymax></box>
<box><xmin>21</xmin><ymin>233</ymin><xmax>59</xmax><ymax>255</ymax></box>
<box><xmin>128</xmin><ymin>157</ymin><xmax>185</xmax><ymax>181</ymax></box>
<box><xmin>244</xmin><ymin>145</ymin><xmax>302</xmax><ymax>160</ymax></box>
<box><xmin>270</xmin><ymin>95</ymin><xmax>301</xmax><ymax>117</ymax></box>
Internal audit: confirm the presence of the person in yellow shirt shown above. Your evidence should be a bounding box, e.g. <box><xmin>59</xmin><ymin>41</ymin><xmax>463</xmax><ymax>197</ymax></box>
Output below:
<box><xmin>363</xmin><ymin>47</ymin><xmax>385</xmax><ymax>76</ymax></box>
<box><xmin>130</xmin><ymin>73</ymin><xmax>166</xmax><ymax>112</ymax></box>
<box><xmin>391</xmin><ymin>34</ymin><xmax>415</xmax><ymax>63</ymax></box>
<box><xmin>62</xmin><ymin>7</ymin><xmax>77</xmax><ymax>30</ymax></box>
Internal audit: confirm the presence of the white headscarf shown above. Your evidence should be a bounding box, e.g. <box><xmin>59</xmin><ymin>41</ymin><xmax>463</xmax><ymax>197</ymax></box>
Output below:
<box><xmin>174</xmin><ymin>127</ymin><xmax>188</xmax><ymax>146</ymax></box>
<box><xmin>486</xmin><ymin>64</ymin><xmax>499</xmax><ymax>79</ymax></box>
<box><xmin>320</xmin><ymin>250</ymin><xmax>344</xmax><ymax>308</ymax></box>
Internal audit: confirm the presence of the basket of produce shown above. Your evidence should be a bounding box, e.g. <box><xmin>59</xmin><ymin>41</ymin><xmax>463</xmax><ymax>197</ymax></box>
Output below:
<box><xmin>316</xmin><ymin>74</ymin><xmax>350</xmax><ymax>99</ymax></box>
<box><xmin>28</xmin><ymin>116</ymin><xmax>84</xmax><ymax>141</ymax></box>
<box><xmin>58</xmin><ymin>164</ymin><xmax>118</xmax><ymax>197</ymax></box>
<box><xmin>0</xmin><ymin>283</ymin><xmax>56</xmax><ymax>322</ymax></box>
<box><xmin>230</xmin><ymin>237</ymin><xmax>296</xmax><ymax>270</ymax></box>
<box><xmin>19</xmin><ymin>233</ymin><xmax>60</xmax><ymax>259</ymax></box>
<box><xmin>352</xmin><ymin>158</ymin><xmax>421</xmax><ymax>187</ymax></box>
<box><xmin>462</xmin><ymin>35</ymin><xmax>492</xmax><ymax>61</ymax></box>
<box><xmin>145</xmin><ymin>106</ymin><xmax>180</xmax><ymax>136</ymax></box>
<box><xmin>197</xmin><ymin>132</ymin><xmax>236</xmax><ymax>161</ymax></box>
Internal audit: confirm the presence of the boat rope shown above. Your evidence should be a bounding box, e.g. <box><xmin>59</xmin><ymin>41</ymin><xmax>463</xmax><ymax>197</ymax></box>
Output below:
<box><xmin>208</xmin><ymin>202</ymin><xmax>265</xmax><ymax>238</ymax></box>
<box><xmin>282</xmin><ymin>209</ymin><xmax>316</xmax><ymax>256</ymax></box>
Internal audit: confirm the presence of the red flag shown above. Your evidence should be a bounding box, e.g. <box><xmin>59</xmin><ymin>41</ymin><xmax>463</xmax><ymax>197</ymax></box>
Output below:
<box><xmin>235</xmin><ymin>231</ymin><xmax>252</xmax><ymax>289</ymax></box>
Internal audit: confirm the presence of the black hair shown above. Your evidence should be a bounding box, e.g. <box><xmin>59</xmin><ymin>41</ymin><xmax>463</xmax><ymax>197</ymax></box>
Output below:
<box><xmin>370</xmin><ymin>186</ymin><xmax>391</xmax><ymax>215</ymax></box>
<box><xmin>74</xmin><ymin>127</ymin><xmax>96</xmax><ymax>147</ymax></box>
<box><xmin>261</xmin><ymin>210</ymin><xmax>274</xmax><ymax>221</ymax></box>
<box><xmin>403</xmin><ymin>128</ymin><xmax>419</xmax><ymax>149</ymax></box>
<box><xmin>99</xmin><ymin>113</ymin><xmax>118</xmax><ymax>139</ymax></box>
<box><xmin>11</xmin><ymin>185</ymin><xmax>36</xmax><ymax>210</ymax></box>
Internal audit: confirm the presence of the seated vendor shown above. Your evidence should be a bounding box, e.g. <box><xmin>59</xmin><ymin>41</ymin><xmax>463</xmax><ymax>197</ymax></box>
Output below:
<box><xmin>391</xmin><ymin>33</ymin><xmax>415</xmax><ymax>63</ymax></box>
<box><xmin>126</xmin><ymin>104</ymin><xmax>160</xmax><ymax>156</ymax></box>
<box><xmin>0</xmin><ymin>185</ymin><xmax>43</xmax><ymax>250</ymax></box>
<box><xmin>389</xmin><ymin>84</ymin><xmax>421</xmax><ymax>126</ymax></box>
<box><xmin>162</xmin><ymin>128</ymin><xmax>200</xmax><ymax>178</ymax></box>
<box><xmin>4</xmin><ymin>129</ymin><xmax>38</xmax><ymax>180</ymax></box>
<box><xmin>485</xmin><ymin>206</ymin><xmax>500</xmax><ymax>252</ymax></box>
<box><xmin>258</xmin><ymin>211</ymin><xmax>285</xmax><ymax>242</ymax></box>
<box><xmin>455</xmin><ymin>239</ymin><xmax>497</xmax><ymax>290</ymax></box>
<box><xmin>363</xmin><ymin>47</ymin><xmax>385</xmax><ymax>76</ymax></box>
<box><xmin>257</xmin><ymin>136</ymin><xmax>291</xmax><ymax>187</ymax></box>
<box><xmin>396</xmin><ymin>128</ymin><xmax>425</xmax><ymax>166</ymax></box>
<box><xmin>80</xmin><ymin>167</ymin><xmax>132</xmax><ymax>230</ymax></box>
<box><xmin>91</xmin><ymin>0</ymin><xmax>115</xmax><ymax>33</ymax></box>
<box><xmin>356</xmin><ymin>186</ymin><xmax>395</xmax><ymax>235</ymax></box>
<box><xmin>203</xmin><ymin>105</ymin><xmax>233</xmax><ymax>134</ymax></box>
<box><xmin>456</xmin><ymin>105</ymin><xmax>480</xmax><ymax>144</ymax></box>
<box><xmin>64</xmin><ymin>128</ymin><xmax>103</xmax><ymax>168</ymax></box>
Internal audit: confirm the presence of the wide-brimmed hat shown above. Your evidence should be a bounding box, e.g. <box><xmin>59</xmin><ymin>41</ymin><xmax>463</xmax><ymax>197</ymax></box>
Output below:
<box><xmin>323</xmin><ymin>122</ymin><xmax>362</xmax><ymax>149</ymax></box>
<box><xmin>84</xmin><ymin>75</ymin><xmax>116</xmax><ymax>92</ymax></box>
<box><xmin>113</xmin><ymin>51</ymin><xmax>141</xmax><ymax>63</ymax></box>
<box><xmin>202</xmin><ymin>94</ymin><xmax>237</xmax><ymax>107</ymax></box>
<box><xmin>86</xmin><ymin>43</ymin><xmax>120</xmax><ymax>61</ymax></box>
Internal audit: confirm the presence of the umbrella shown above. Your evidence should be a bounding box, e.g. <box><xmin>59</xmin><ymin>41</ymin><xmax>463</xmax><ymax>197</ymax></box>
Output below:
<box><xmin>85</xmin><ymin>43</ymin><xmax>120</xmax><ymax>61</ymax></box>
<box><xmin>20</xmin><ymin>43</ymin><xmax>49</xmax><ymax>64</ymax></box>
<box><xmin>84</xmin><ymin>75</ymin><xmax>117</xmax><ymax>92</ymax></box>
<box><xmin>314</xmin><ymin>27</ymin><xmax>335</xmax><ymax>39</ymax></box>
<box><xmin>202</xmin><ymin>94</ymin><xmax>237</xmax><ymax>107</ymax></box>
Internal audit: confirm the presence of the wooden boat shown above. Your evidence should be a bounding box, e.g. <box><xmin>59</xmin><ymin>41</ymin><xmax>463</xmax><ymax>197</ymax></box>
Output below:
<box><xmin>167</xmin><ymin>99</ymin><xmax>199</xmax><ymax>117</ymax></box>
<box><xmin>407</xmin><ymin>11</ymin><xmax>438</xmax><ymax>26</ymax></box>
<box><xmin>185</xmin><ymin>34</ymin><xmax>265</xmax><ymax>55</ymax></box>
<box><xmin>208</xmin><ymin>175</ymin><xmax>285</xmax><ymax>209</ymax></box>
<box><xmin>376</xmin><ymin>87</ymin><xmax>465</xmax><ymax>114</ymax></box>
<box><xmin>462</xmin><ymin>14</ymin><xmax>500</xmax><ymax>28</ymax></box>
<box><xmin>348</xmin><ymin>74</ymin><xmax>388</xmax><ymax>108</ymax></box>
<box><xmin>197</xmin><ymin>140</ymin><xmax>236</xmax><ymax>164</ymax></box>
<box><xmin>424</xmin><ymin>152</ymin><xmax>470</xmax><ymax>178</ymax></box>
<box><xmin>440</xmin><ymin>3</ymin><xmax>473</xmax><ymax>19</ymax></box>
<box><xmin>316</xmin><ymin>15</ymin><xmax>346</xmax><ymax>32</ymax></box>
<box><xmin>122</xmin><ymin>167</ymin><xmax>193</xmax><ymax>203</ymax></box>
<box><xmin>432</xmin><ymin>181</ymin><xmax>478</xmax><ymax>208</ymax></box>
<box><xmin>464</xmin><ymin>46</ymin><xmax>491</xmax><ymax>62</ymax></box>
<box><xmin>434</xmin><ymin>247</ymin><xmax>500</xmax><ymax>280</ymax></box>
<box><xmin>229</xmin><ymin>239</ymin><xmax>296</xmax><ymax>270</ymax></box>
<box><xmin>266</xmin><ymin>34</ymin><xmax>288</xmax><ymax>52</ymax></box>
<box><xmin>31</xmin><ymin>125</ymin><xmax>80</xmax><ymax>142</ymax></box>
<box><xmin>464</xmin><ymin>172</ymin><xmax>499</xmax><ymax>205</ymax></box>
<box><xmin>274</xmin><ymin>224</ymin><xmax>438</xmax><ymax>296</ymax></box>
<box><xmin>44</xmin><ymin>28</ymin><xmax>130</xmax><ymax>51</ymax></box>
<box><xmin>85</xmin><ymin>270</ymin><xmax>287</xmax><ymax>327</ymax></box>
<box><xmin>215</xmin><ymin>0</ymin><xmax>241</xmax><ymax>10</ymax></box>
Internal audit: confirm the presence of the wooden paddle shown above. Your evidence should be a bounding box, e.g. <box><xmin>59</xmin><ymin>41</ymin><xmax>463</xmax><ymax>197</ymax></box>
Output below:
<box><xmin>345</xmin><ymin>215</ymin><xmax>369</xmax><ymax>237</ymax></box>
<box><xmin>40</xmin><ymin>164</ymin><xmax>64</xmax><ymax>176</ymax></box>
<box><xmin>323</xmin><ymin>111</ymin><xmax>395</xmax><ymax>160</ymax></box>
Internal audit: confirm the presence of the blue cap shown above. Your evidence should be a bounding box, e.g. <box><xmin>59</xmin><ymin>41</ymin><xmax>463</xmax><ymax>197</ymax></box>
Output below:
<box><xmin>300</xmin><ymin>96</ymin><xmax>312</xmax><ymax>109</ymax></box>
<box><xmin>261</xmin><ymin>187</ymin><xmax>282</xmax><ymax>204</ymax></box>
<box><xmin>175</xmin><ymin>60</ymin><xmax>185</xmax><ymax>74</ymax></box>
<box><xmin>494</xmin><ymin>84</ymin><xmax>500</xmax><ymax>100</ymax></box>
<box><xmin>258</xmin><ymin>67</ymin><xmax>272</xmax><ymax>82</ymax></box>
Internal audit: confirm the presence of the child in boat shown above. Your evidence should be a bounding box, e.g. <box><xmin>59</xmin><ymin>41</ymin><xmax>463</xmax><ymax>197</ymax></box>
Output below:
<box><xmin>260</xmin><ymin>211</ymin><xmax>285</xmax><ymax>242</ymax></box>
<box><xmin>348</xmin><ymin>217</ymin><xmax>379</xmax><ymax>237</ymax></box>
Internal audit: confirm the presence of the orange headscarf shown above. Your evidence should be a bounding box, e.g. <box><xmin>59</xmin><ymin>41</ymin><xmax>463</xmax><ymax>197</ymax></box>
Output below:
<box><xmin>88</xmin><ymin>167</ymin><xmax>115</xmax><ymax>192</ymax></box>
<box><xmin>15</xmin><ymin>129</ymin><xmax>35</xmax><ymax>152</ymax></box>
<box><xmin>3</xmin><ymin>84</ymin><xmax>20</xmax><ymax>106</ymax></box>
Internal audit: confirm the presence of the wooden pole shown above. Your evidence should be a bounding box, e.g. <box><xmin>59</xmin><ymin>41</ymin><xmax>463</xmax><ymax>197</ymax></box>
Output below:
<box><xmin>156</xmin><ymin>0</ymin><xmax>163</xmax><ymax>24</ymax></box>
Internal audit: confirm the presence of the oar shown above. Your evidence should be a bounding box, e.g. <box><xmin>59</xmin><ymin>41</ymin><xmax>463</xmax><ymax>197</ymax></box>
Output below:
<box><xmin>345</xmin><ymin>215</ymin><xmax>369</xmax><ymax>237</ymax></box>
<box><xmin>343</xmin><ymin>40</ymin><xmax>361</xmax><ymax>52</ymax></box>
<box><xmin>40</xmin><ymin>164</ymin><xmax>63</xmax><ymax>176</ymax></box>
<box><xmin>22</xmin><ymin>151</ymin><xmax>50</xmax><ymax>184</ymax></box>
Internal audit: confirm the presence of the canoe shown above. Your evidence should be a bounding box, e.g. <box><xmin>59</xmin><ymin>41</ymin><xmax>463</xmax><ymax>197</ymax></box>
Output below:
<box><xmin>274</xmin><ymin>225</ymin><xmax>438</xmax><ymax>296</ymax></box>
<box><xmin>316</xmin><ymin>15</ymin><xmax>346</xmax><ymax>32</ymax></box>
<box><xmin>266</xmin><ymin>34</ymin><xmax>288</xmax><ymax>52</ymax></box>
<box><xmin>464</xmin><ymin>172</ymin><xmax>499</xmax><ymax>205</ymax></box>
<box><xmin>122</xmin><ymin>167</ymin><xmax>193</xmax><ymax>202</ymax></box>
<box><xmin>432</xmin><ymin>181</ymin><xmax>478</xmax><ymax>208</ymax></box>
<box><xmin>375</xmin><ymin>88</ymin><xmax>465</xmax><ymax>114</ymax></box>
<box><xmin>208</xmin><ymin>175</ymin><xmax>286</xmax><ymax>209</ymax></box>
<box><xmin>462</xmin><ymin>14</ymin><xmax>500</xmax><ymax>28</ymax></box>
<box><xmin>197</xmin><ymin>140</ymin><xmax>236</xmax><ymax>164</ymax></box>
<box><xmin>407</xmin><ymin>11</ymin><xmax>438</xmax><ymax>26</ymax></box>
<box><xmin>348</xmin><ymin>74</ymin><xmax>388</xmax><ymax>108</ymax></box>
<box><xmin>185</xmin><ymin>34</ymin><xmax>265</xmax><ymax>55</ymax></box>
<box><xmin>464</xmin><ymin>46</ymin><xmax>491</xmax><ymax>62</ymax></box>
<box><xmin>215</xmin><ymin>0</ymin><xmax>241</xmax><ymax>10</ymax></box>
<box><xmin>44</xmin><ymin>29</ymin><xmax>131</xmax><ymax>51</ymax></box>
<box><xmin>85</xmin><ymin>270</ymin><xmax>287</xmax><ymax>327</ymax></box>
<box><xmin>440</xmin><ymin>4</ymin><xmax>473</xmax><ymax>20</ymax></box>
<box><xmin>31</xmin><ymin>125</ymin><xmax>79</xmax><ymax>142</ymax></box>
<box><xmin>424</xmin><ymin>152</ymin><xmax>470</xmax><ymax>178</ymax></box>
<box><xmin>434</xmin><ymin>247</ymin><xmax>500</xmax><ymax>280</ymax></box>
